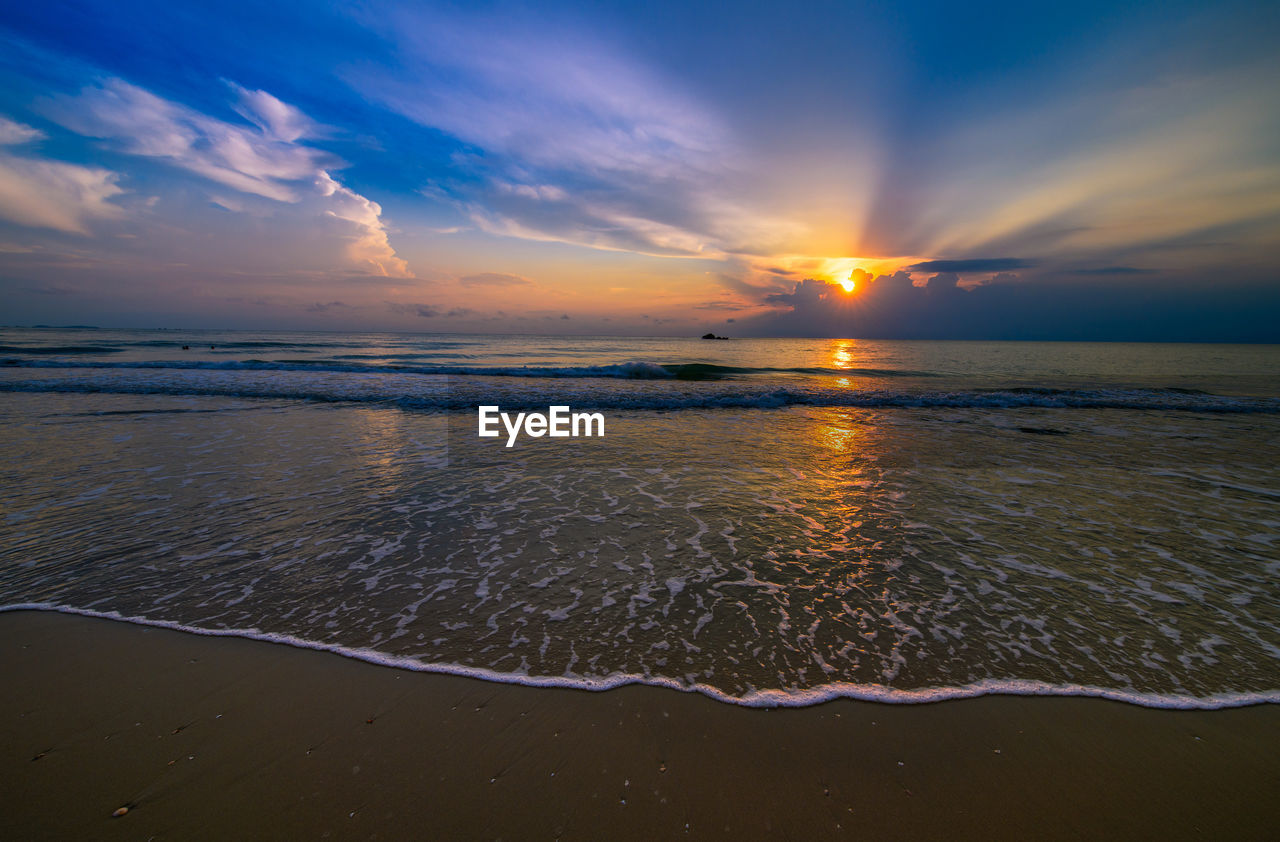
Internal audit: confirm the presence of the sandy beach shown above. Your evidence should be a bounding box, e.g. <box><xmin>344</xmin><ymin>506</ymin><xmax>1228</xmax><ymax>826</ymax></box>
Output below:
<box><xmin>4</xmin><ymin>0</ymin><xmax>1280</xmax><ymax>835</ymax></box>
<box><xmin>2</xmin><ymin>610</ymin><xmax>1276</xmax><ymax>840</ymax></box>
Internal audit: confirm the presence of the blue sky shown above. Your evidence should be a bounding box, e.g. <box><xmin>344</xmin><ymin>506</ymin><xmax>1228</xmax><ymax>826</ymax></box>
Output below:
<box><xmin>1</xmin><ymin>0</ymin><xmax>1277</xmax><ymax>338</ymax></box>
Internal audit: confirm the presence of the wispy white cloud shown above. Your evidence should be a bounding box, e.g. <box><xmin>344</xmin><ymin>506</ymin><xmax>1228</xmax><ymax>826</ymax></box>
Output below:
<box><xmin>228</xmin><ymin>82</ymin><xmax>316</xmax><ymax>143</ymax></box>
<box><xmin>0</xmin><ymin>116</ymin><xmax>47</xmax><ymax>145</ymax></box>
<box><xmin>0</xmin><ymin>114</ymin><xmax>123</xmax><ymax>234</ymax></box>
<box><xmin>346</xmin><ymin>5</ymin><xmax>794</xmax><ymax>260</ymax></box>
<box><xmin>353</xmin><ymin>7</ymin><xmax>728</xmax><ymax>177</ymax></box>
<box><xmin>46</xmin><ymin>78</ymin><xmax>323</xmax><ymax>201</ymax></box>
<box><xmin>41</xmin><ymin>79</ymin><xmax>411</xmax><ymax>276</ymax></box>
<box><xmin>0</xmin><ymin>152</ymin><xmax>124</xmax><ymax>234</ymax></box>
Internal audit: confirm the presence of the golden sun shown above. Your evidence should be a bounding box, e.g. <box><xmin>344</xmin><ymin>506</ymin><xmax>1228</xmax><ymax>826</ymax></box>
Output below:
<box><xmin>838</xmin><ymin>278</ymin><xmax>856</xmax><ymax>292</ymax></box>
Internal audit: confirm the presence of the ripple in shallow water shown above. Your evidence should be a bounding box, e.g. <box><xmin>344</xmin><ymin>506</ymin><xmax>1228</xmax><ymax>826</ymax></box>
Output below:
<box><xmin>1</xmin><ymin>393</ymin><xmax>1278</xmax><ymax>706</ymax></box>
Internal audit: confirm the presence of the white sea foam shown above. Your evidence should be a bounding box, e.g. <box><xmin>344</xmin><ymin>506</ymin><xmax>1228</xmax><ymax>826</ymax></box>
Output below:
<box><xmin>4</xmin><ymin>339</ymin><xmax>1278</xmax><ymax>719</ymax></box>
<box><xmin>3</xmin><ymin>604</ymin><xmax>1276</xmax><ymax>710</ymax></box>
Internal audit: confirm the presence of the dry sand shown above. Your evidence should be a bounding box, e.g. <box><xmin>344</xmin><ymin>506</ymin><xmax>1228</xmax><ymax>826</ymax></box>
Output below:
<box><xmin>1</xmin><ymin>610</ymin><xmax>1276</xmax><ymax>840</ymax></box>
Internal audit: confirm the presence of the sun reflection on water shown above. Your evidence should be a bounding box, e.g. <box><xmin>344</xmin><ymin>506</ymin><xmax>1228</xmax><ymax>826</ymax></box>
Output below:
<box><xmin>351</xmin><ymin>406</ymin><xmax>413</xmax><ymax>494</ymax></box>
<box><xmin>831</xmin><ymin>339</ymin><xmax>857</xmax><ymax>369</ymax></box>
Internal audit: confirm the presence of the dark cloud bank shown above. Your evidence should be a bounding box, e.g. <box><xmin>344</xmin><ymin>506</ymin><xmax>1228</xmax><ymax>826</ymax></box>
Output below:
<box><xmin>737</xmin><ymin>273</ymin><xmax>1280</xmax><ymax>342</ymax></box>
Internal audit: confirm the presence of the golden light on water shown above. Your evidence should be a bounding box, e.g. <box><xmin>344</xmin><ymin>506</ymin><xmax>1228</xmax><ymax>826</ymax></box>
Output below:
<box><xmin>816</xmin><ymin>412</ymin><xmax>863</xmax><ymax>456</ymax></box>
<box><xmin>831</xmin><ymin>340</ymin><xmax>860</xmax><ymax>388</ymax></box>
<box><xmin>831</xmin><ymin>339</ymin><xmax>856</xmax><ymax>368</ymax></box>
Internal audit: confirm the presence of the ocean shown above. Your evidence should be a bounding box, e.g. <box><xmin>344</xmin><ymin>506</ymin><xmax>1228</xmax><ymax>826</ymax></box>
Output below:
<box><xmin>1</xmin><ymin>327</ymin><xmax>1277</xmax><ymax>708</ymax></box>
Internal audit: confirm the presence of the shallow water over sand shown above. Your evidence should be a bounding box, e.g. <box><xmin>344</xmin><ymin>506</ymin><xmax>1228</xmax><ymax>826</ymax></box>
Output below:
<box><xmin>2</xmin><ymin>381</ymin><xmax>1276</xmax><ymax>707</ymax></box>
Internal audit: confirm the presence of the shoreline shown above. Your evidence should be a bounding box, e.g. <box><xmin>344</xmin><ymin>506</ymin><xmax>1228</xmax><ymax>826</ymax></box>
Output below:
<box><xmin>4</xmin><ymin>604</ymin><xmax>1275</xmax><ymax>711</ymax></box>
<box><xmin>3</xmin><ymin>610</ymin><xmax>1278</xmax><ymax>839</ymax></box>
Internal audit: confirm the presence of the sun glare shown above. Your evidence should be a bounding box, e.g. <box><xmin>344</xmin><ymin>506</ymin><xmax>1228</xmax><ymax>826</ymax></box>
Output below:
<box><xmin>838</xmin><ymin>278</ymin><xmax>855</xmax><ymax>292</ymax></box>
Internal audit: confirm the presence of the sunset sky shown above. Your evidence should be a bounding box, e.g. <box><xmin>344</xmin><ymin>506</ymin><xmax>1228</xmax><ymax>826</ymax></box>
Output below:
<box><xmin>1</xmin><ymin>0</ymin><xmax>1278</xmax><ymax>339</ymax></box>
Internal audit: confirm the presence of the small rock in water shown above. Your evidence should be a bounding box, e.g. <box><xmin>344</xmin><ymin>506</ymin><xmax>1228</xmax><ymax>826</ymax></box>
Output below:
<box><xmin>112</xmin><ymin>807</ymin><xmax>129</xmax><ymax>818</ymax></box>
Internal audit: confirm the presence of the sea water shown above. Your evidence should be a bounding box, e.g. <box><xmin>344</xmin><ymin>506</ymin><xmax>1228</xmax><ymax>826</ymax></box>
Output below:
<box><xmin>1</xmin><ymin>328</ymin><xmax>1277</xmax><ymax>707</ymax></box>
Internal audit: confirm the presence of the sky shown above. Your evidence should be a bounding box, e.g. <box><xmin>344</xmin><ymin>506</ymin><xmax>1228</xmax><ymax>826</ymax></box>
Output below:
<box><xmin>0</xmin><ymin>0</ymin><xmax>1278</xmax><ymax>340</ymax></box>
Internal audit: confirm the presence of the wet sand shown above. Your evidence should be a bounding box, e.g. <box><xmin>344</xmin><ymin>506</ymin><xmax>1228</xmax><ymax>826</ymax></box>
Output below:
<box><xmin>1</xmin><ymin>610</ymin><xmax>1277</xmax><ymax>840</ymax></box>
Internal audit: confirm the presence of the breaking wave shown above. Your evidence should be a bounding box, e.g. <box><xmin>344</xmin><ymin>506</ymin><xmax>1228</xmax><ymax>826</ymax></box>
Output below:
<box><xmin>2</xmin><ymin>370</ymin><xmax>1276</xmax><ymax>413</ymax></box>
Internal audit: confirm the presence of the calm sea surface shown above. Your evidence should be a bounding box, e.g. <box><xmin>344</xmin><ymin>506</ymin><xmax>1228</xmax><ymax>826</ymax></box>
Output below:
<box><xmin>2</xmin><ymin>328</ymin><xmax>1277</xmax><ymax>707</ymax></box>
